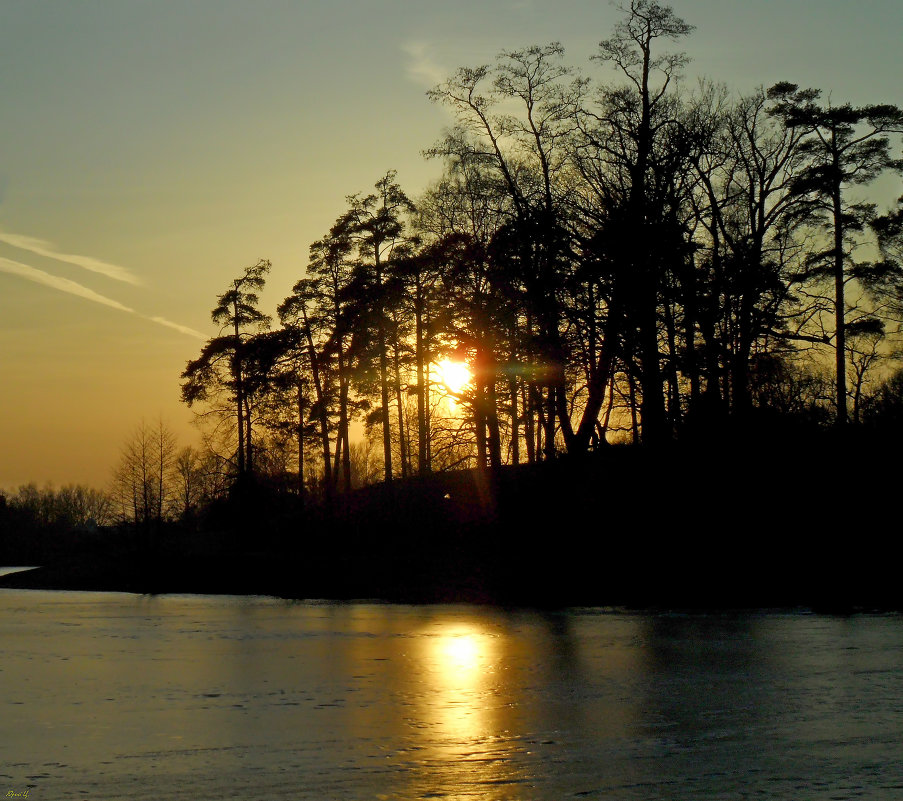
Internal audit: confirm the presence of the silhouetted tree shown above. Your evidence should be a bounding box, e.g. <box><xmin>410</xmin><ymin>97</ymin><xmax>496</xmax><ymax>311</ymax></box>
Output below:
<box><xmin>584</xmin><ymin>0</ymin><xmax>695</xmax><ymax>444</ymax></box>
<box><xmin>747</xmin><ymin>353</ymin><xmax>832</xmax><ymax>423</ymax></box>
<box><xmin>684</xmin><ymin>85</ymin><xmax>815</xmax><ymax>420</ymax></box>
<box><xmin>846</xmin><ymin>321</ymin><xmax>886</xmax><ymax>424</ymax></box>
<box><xmin>390</xmin><ymin>248</ymin><xmax>440</xmax><ymax>474</ymax></box>
<box><xmin>278</xmin><ymin>278</ymin><xmax>340</xmax><ymax>499</ymax></box>
<box><xmin>150</xmin><ymin>3</ymin><xmax>903</xmax><ymax>509</ymax></box>
<box><xmin>181</xmin><ymin>259</ymin><xmax>272</xmax><ymax>479</ymax></box>
<box><xmin>341</xmin><ymin>171</ymin><xmax>416</xmax><ymax>482</ymax></box>
<box><xmin>171</xmin><ymin>445</ymin><xmax>206</xmax><ymax>520</ymax></box>
<box><xmin>862</xmin><ymin>365</ymin><xmax>903</xmax><ymax>433</ymax></box>
<box><xmin>112</xmin><ymin>419</ymin><xmax>177</xmax><ymax>529</ymax></box>
<box><xmin>9</xmin><ymin>482</ymin><xmax>114</xmax><ymax>530</ymax></box>
<box><xmin>427</xmin><ymin>42</ymin><xmax>579</xmax><ymax>459</ymax></box>
<box><xmin>306</xmin><ymin>219</ymin><xmax>358</xmax><ymax>489</ymax></box>
<box><xmin>417</xmin><ymin>160</ymin><xmax>512</xmax><ymax>466</ymax></box>
<box><xmin>867</xmin><ymin>196</ymin><xmax>903</xmax><ymax>325</ymax></box>
<box><xmin>769</xmin><ymin>87</ymin><xmax>903</xmax><ymax>425</ymax></box>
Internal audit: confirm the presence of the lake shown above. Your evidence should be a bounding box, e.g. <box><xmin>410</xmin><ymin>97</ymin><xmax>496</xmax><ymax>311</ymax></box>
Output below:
<box><xmin>1</xmin><ymin>590</ymin><xmax>902</xmax><ymax>800</ymax></box>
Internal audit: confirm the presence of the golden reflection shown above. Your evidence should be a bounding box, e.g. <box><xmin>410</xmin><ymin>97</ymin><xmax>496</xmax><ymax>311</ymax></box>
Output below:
<box><xmin>428</xmin><ymin>627</ymin><xmax>496</xmax><ymax>741</ymax></box>
<box><xmin>441</xmin><ymin>631</ymin><xmax>481</xmax><ymax>672</ymax></box>
<box><xmin>401</xmin><ymin>619</ymin><xmax>529</xmax><ymax>798</ymax></box>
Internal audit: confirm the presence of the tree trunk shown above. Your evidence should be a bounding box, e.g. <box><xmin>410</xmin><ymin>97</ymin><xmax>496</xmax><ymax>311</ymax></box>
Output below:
<box><xmin>297</xmin><ymin>380</ymin><xmax>305</xmax><ymax>507</ymax></box>
<box><xmin>415</xmin><ymin>287</ymin><xmax>429</xmax><ymax>475</ymax></box>
<box><xmin>628</xmin><ymin>369</ymin><xmax>640</xmax><ymax>444</ymax></box>
<box><xmin>508</xmin><ymin>363</ymin><xmax>519</xmax><ymax>465</ymax></box>
<box><xmin>474</xmin><ymin>380</ymin><xmax>488</xmax><ymax>469</ymax></box>
<box><xmin>299</xmin><ymin>308</ymin><xmax>333</xmax><ymax>497</ymax></box>
<box><xmin>664</xmin><ymin>297</ymin><xmax>681</xmax><ymax>429</ymax></box>
<box><xmin>632</xmin><ymin>42</ymin><xmax>667</xmax><ymax>445</ymax></box>
<box><xmin>232</xmin><ymin>317</ymin><xmax>246</xmax><ymax>477</ymax></box>
<box><xmin>523</xmin><ymin>382</ymin><xmax>535</xmax><ymax>463</ymax></box>
<box><xmin>485</xmin><ymin>369</ymin><xmax>502</xmax><ymax>469</ymax></box>
<box><xmin>392</xmin><ymin>334</ymin><xmax>409</xmax><ymax>479</ymax></box>
<box><xmin>376</xmin><ymin>278</ymin><xmax>393</xmax><ymax>482</ymax></box>
<box><xmin>543</xmin><ymin>386</ymin><xmax>556</xmax><ymax>460</ymax></box>
<box><xmin>244</xmin><ymin>396</ymin><xmax>254</xmax><ymax>475</ymax></box>
<box><xmin>832</xmin><ymin>160</ymin><xmax>847</xmax><ymax>426</ymax></box>
<box><xmin>573</xmin><ymin>297</ymin><xmax>620</xmax><ymax>450</ymax></box>
<box><xmin>338</xmin><ymin>354</ymin><xmax>352</xmax><ymax>492</ymax></box>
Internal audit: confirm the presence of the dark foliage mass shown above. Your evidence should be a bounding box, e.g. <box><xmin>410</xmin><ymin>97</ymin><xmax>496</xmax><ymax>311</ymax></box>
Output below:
<box><xmin>4</xmin><ymin>437</ymin><xmax>901</xmax><ymax>611</ymax></box>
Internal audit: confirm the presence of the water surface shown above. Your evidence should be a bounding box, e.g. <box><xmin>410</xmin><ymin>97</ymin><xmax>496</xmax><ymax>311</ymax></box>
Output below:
<box><xmin>1</xmin><ymin>590</ymin><xmax>901</xmax><ymax>799</ymax></box>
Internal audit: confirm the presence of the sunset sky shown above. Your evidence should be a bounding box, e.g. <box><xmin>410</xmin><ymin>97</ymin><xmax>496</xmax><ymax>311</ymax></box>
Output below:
<box><xmin>1</xmin><ymin>0</ymin><xmax>900</xmax><ymax>489</ymax></box>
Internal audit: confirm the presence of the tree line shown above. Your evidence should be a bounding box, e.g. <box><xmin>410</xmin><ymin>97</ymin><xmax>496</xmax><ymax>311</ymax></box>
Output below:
<box><xmin>0</xmin><ymin>420</ymin><xmax>216</xmax><ymax>548</ymax></box>
<box><xmin>172</xmin><ymin>1</ymin><xmax>903</xmax><ymax>502</ymax></box>
<box><xmin>3</xmin><ymin>1</ymin><xmax>902</xmax><ymax>550</ymax></box>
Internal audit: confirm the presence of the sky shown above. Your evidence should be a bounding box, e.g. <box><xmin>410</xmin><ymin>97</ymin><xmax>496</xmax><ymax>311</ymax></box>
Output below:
<box><xmin>1</xmin><ymin>0</ymin><xmax>901</xmax><ymax>490</ymax></box>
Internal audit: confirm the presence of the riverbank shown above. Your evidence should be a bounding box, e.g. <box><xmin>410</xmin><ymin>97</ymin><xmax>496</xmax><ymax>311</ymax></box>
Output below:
<box><xmin>2</xmin><ymin>440</ymin><xmax>900</xmax><ymax>611</ymax></box>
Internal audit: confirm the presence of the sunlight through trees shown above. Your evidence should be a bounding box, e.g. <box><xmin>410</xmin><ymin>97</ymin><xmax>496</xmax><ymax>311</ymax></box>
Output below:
<box><xmin>170</xmin><ymin>0</ymin><xmax>903</xmax><ymax>502</ymax></box>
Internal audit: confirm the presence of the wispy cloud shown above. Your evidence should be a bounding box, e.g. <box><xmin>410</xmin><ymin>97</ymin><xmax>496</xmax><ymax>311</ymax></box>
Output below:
<box><xmin>0</xmin><ymin>230</ymin><xmax>141</xmax><ymax>285</ymax></box>
<box><xmin>401</xmin><ymin>41</ymin><xmax>447</xmax><ymax>89</ymax></box>
<box><xmin>0</xmin><ymin>257</ymin><xmax>204</xmax><ymax>339</ymax></box>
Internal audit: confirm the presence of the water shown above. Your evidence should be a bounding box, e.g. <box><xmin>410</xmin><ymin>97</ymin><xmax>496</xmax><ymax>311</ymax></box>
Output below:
<box><xmin>1</xmin><ymin>591</ymin><xmax>902</xmax><ymax>800</ymax></box>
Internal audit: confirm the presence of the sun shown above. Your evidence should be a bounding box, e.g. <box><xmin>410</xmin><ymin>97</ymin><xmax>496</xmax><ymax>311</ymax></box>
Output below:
<box><xmin>435</xmin><ymin>359</ymin><xmax>472</xmax><ymax>395</ymax></box>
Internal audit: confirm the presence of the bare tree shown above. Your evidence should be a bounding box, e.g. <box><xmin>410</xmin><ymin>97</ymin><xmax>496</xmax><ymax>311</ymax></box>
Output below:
<box><xmin>579</xmin><ymin>0</ymin><xmax>695</xmax><ymax>444</ymax></box>
<box><xmin>112</xmin><ymin>419</ymin><xmax>177</xmax><ymax>528</ymax></box>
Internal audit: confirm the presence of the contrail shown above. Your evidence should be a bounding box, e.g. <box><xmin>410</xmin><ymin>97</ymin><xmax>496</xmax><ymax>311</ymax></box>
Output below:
<box><xmin>0</xmin><ymin>256</ymin><xmax>136</xmax><ymax>312</ymax></box>
<box><xmin>0</xmin><ymin>257</ymin><xmax>204</xmax><ymax>339</ymax></box>
<box><xmin>146</xmin><ymin>316</ymin><xmax>205</xmax><ymax>339</ymax></box>
<box><xmin>0</xmin><ymin>229</ymin><xmax>141</xmax><ymax>285</ymax></box>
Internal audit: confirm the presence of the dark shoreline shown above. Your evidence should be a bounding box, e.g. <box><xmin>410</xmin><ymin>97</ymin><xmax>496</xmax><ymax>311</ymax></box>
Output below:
<box><xmin>0</xmin><ymin>559</ymin><xmax>897</xmax><ymax>615</ymax></box>
<box><xmin>2</xmin><ymin>441</ymin><xmax>901</xmax><ymax>612</ymax></box>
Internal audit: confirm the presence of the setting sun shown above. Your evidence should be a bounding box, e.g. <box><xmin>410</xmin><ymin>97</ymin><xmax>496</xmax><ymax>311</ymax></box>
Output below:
<box><xmin>435</xmin><ymin>359</ymin><xmax>472</xmax><ymax>395</ymax></box>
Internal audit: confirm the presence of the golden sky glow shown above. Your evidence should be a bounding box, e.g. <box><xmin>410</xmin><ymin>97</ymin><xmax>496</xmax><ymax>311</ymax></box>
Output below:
<box><xmin>0</xmin><ymin>0</ymin><xmax>900</xmax><ymax>488</ymax></box>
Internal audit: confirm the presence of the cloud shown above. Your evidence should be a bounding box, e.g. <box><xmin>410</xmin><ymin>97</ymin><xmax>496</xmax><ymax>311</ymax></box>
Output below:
<box><xmin>0</xmin><ymin>230</ymin><xmax>141</xmax><ymax>285</ymax></box>
<box><xmin>0</xmin><ymin>257</ymin><xmax>203</xmax><ymax>339</ymax></box>
<box><xmin>401</xmin><ymin>41</ymin><xmax>447</xmax><ymax>89</ymax></box>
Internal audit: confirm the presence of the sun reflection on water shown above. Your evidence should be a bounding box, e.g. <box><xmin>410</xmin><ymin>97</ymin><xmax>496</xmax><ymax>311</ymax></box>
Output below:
<box><xmin>401</xmin><ymin>621</ymin><xmax>531</xmax><ymax>797</ymax></box>
<box><xmin>441</xmin><ymin>632</ymin><xmax>482</xmax><ymax>673</ymax></box>
<box><xmin>429</xmin><ymin>627</ymin><xmax>495</xmax><ymax>742</ymax></box>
